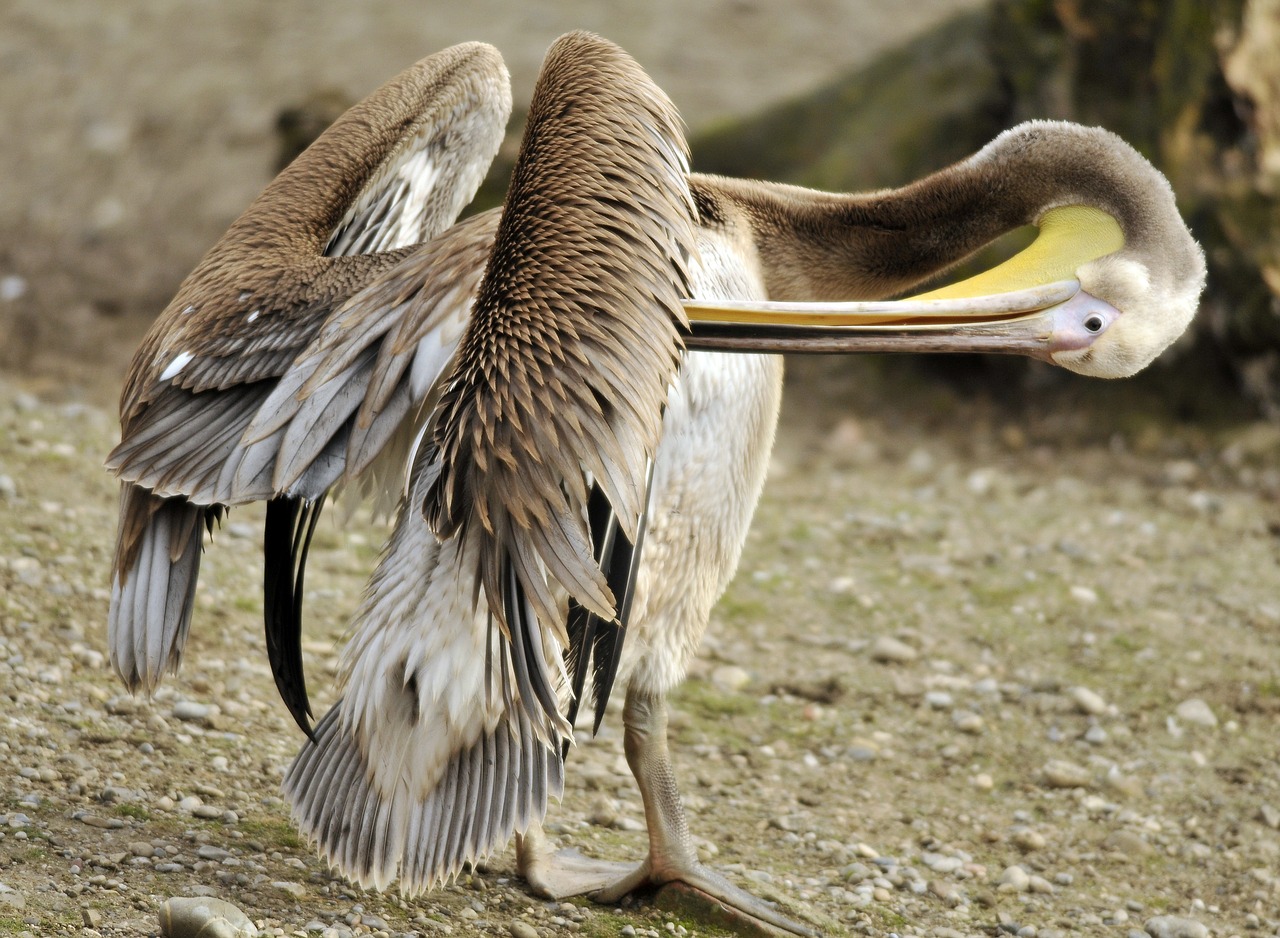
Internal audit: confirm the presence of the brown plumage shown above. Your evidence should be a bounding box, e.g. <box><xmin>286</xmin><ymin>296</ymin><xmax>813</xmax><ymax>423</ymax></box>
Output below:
<box><xmin>106</xmin><ymin>40</ymin><xmax>512</xmax><ymax>715</ymax></box>
<box><xmin>420</xmin><ymin>35</ymin><xmax>697</xmax><ymax>742</ymax></box>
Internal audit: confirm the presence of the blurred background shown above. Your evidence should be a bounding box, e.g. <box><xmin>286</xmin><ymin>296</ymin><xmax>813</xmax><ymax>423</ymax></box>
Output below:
<box><xmin>0</xmin><ymin>0</ymin><xmax>1274</xmax><ymax>422</ymax></box>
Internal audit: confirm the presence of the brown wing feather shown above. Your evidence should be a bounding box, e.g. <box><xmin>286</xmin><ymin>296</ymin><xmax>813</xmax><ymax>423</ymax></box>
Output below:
<box><xmin>419</xmin><ymin>32</ymin><xmax>698</xmax><ymax>728</ymax></box>
<box><xmin>115</xmin><ymin>40</ymin><xmax>511</xmax><ymax>457</ymax></box>
<box><xmin>239</xmin><ymin>211</ymin><xmax>499</xmax><ymax>500</ymax></box>
<box><xmin>107</xmin><ymin>41</ymin><xmax>512</xmax><ymax>699</ymax></box>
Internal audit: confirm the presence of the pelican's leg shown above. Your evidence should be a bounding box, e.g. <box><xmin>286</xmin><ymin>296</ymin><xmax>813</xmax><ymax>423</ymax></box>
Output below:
<box><xmin>517</xmin><ymin>683</ymin><xmax>817</xmax><ymax>937</ymax></box>
<box><xmin>607</xmin><ymin>685</ymin><xmax>818</xmax><ymax>936</ymax></box>
<box><xmin>520</xmin><ymin>351</ymin><xmax>803</xmax><ymax>930</ymax></box>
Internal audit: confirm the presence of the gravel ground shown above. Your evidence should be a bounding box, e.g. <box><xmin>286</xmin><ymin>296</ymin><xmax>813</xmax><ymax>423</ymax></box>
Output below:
<box><xmin>2</xmin><ymin>356</ymin><xmax>1279</xmax><ymax>938</ymax></box>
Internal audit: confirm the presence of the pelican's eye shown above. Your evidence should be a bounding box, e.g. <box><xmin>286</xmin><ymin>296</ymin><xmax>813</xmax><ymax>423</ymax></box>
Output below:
<box><xmin>1083</xmin><ymin>313</ymin><xmax>1106</xmax><ymax>334</ymax></box>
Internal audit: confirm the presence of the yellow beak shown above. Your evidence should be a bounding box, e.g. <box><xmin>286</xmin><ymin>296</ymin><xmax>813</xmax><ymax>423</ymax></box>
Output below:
<box><xmin>682</xmin><ymin>205</ymin><xmax>1125</xmax><ymax>362</ymax></box>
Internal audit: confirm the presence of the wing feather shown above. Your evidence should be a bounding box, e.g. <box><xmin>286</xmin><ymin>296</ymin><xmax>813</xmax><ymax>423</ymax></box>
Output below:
<box><xmin>108</xmin><ymin>41</ymin><xmax>513</xmax><ymax>714</ymax></box>
<box><xmin>239</xmin><ymin>210</ymin><xmax>497</xmax><ymax>502</ymax></box>
<box><xmin>420</xmin><ymin>33</ymin><xmax>698</xmax><ymax>746</ymax></box>
<box><xmin>282</xmin><ymin>485</ymin><xmax>562</xmax><ymax>892</ymax></box>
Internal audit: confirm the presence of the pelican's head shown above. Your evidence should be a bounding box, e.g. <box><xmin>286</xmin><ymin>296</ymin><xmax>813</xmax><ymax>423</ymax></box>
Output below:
<box><xmin>1050</xmin><ymin>245</ymin><xmax>1204</xmax><ymax>379</ymax></box>
<box><xmin>902</xmin><ymin>194</ymin><xmax>1206</xmax><ymax>379</ymax></box>
<box><xmin>684</xmin><ymin>123</ymin><xmax>1207</xmax><ymax>376</ymax></box>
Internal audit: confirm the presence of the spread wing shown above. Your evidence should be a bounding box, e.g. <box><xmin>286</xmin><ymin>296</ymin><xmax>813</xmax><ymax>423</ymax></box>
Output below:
<box><xmin>239</xmin><ymin>210</ymin><xmax>500</xmax><ymax>506</ymax></box>
<box><xmin>109</xmin><ymin>41</ymin><xmax>512</xmax><ymax>502</ymax></box>
<box><xmin>106</xmin><ymin>41</ymin><xmax>512</xmax><ymax>716</ymax></box>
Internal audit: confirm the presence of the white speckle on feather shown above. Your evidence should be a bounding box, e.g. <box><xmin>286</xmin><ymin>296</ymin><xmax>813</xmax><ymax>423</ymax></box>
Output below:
<box><xmin>160</xmin><ymin>351</ymin><xmax>194</xmax><ymax>382</ymax></box>
<box><xmin>182</xmin><ymin>304</ymin><xmax>196</xmax><ymax>315</ymax></box>
<box><xmin>403</xmin><ymin>421</ymin><xmax>433</xmax><ymax>497</ymax></box>
<box><xmin>247</xmin><ymin>310</ymin><xmax>260</xmax><ymax>323</ymax></box>
<box><xmin>393</xmin><ymin>158</ymin><xmax>439</xmax><ymax>247</ymax></box>
<box><xmin>238</xmin><ymin>291</ymin><xmax>251</xmax><ymax>302</ymax></box>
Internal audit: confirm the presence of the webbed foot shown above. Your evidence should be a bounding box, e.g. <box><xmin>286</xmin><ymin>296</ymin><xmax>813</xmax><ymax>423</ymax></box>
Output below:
<box><xmin>517</xmin><ymin>825</ymin><xmax>818</xmax><ymax>936</ymax></box>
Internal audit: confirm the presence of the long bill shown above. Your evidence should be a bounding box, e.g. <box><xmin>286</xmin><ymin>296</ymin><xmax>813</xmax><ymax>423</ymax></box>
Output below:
<box><xmin>683</xmin><ymin>279</ymin><xmax>1080</xmax><ymax>359</ymax></box>
<box><xmin>684</xmin><ymin>204</ymin><xmax>1127</xmax><ymax>360</ymax></box>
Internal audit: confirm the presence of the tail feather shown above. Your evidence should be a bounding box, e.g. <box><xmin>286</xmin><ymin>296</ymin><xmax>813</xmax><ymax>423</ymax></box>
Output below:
<box><xmin>284</xmin><ymin>703</ymin><xmax>563</xmax><ymax>893</ymax></box>
<box><xmin>109</xmin><ymin>483</ymin><xmax>218</xmax><ymax>692</ymax></box>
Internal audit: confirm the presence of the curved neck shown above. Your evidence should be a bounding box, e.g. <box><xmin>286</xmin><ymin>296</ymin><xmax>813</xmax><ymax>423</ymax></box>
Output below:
<box><xmin>690</xmin><ymin>122</ymin><xmax>1147</xmax><ymax>303</ymax></box>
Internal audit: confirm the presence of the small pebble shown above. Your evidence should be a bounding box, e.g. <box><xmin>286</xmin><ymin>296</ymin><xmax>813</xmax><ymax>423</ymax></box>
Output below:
<box><xmin>1041</xmin><ymin>760</ymin><xmax>1092</xmax><ymax>789</ymax></box>
<box><xmin>1257</xmin><ymin>804</ymin><xmax>1280</xmax><ymax>829</ymax></box>
<box><xmin>1174</xmin><ymin>698</ymin><xmax>1217</xmax><ymax>728</ymax></box>
<box><xmin>0</xmin><ymin>275</ymin><xmax>26</xmax><ymax>302</ymax></box>
<box><xmin>159</xmin><ymin>896</ymin><xmax>257</xmax><ymax>937</ymax></box>
<box><xmin>78</xmin><ymin>814</ymin><xmax>124</xmax><ymax>830</ymax></box>
<box><xmin>509</xmin><ymin>922</ymin><xmax>539</xmax><ymax>938</ymax></box>
<box><xmin>587</xmin><ymin>796</ymin><xmax>619</xmax><ymax>828</ymax></box>
<box><xmin>927</xmin><ymin>879</ymin><xmax>959</xmax><ymax>902</ymax></box>
<box><xmin>869</xmin><ymin>636</ymin><xmax>917</xmax><ymax>663</ymax></box>
<box><xmin>1010</xmin><ymin>828</ymin><xmax>1046</xmax><ymax>852</ymax></box>
<box><xmin>997</xmin><ymin>865</ymin><xmax>1029</xmax><ymax>893</ymax></box>
<box><xmin>1069</xmin><ymin>585</ymin><xmax>1099</xmax><ymax>604</ymax></box>
<box><xmin>1143</xmin><ymin>916</ymin><xmax>1209</xmax><ymax>938</ymax></box>
<box><xmin>924</xmin><ymin>691</ymin><xmax>953</xmax><ymax>709</ymax></box>
<box><xmin>1069</xmin><ymin>686</ymin><xmax>1107</xmax><ymax>715</ymax></box>
<box><xmin>922</xmin><ymin>852</ymin><xmax>963</xmax><ymax>873</ymax></box>
<box><xmin>1104</xmin><ymin>829</ymin><xmax>1154</xmax><ymax>857</ymax></box>
<box><xmin>710</xmin><ymin>665</ymin><xmax>750</xmax><ymax>691</ymax></box>
<box><xmin>172</xmin><ymin>701</ymin><xmax>215</xmax><ymax>723</ymax></box>
<box><xmin>1027</xmin><ymin>875</ymin><xmax>1055</xmax><ymax>894</ymax></box>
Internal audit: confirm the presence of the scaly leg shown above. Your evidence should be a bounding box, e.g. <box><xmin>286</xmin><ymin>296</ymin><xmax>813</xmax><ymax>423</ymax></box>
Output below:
<box><xmin>518</xmin><ymin>684</ymin><xmax>817</xmax><ymax>937</ymax></box>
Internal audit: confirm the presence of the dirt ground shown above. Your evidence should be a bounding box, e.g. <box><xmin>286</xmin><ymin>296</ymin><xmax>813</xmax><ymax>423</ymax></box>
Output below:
<box><xmin>1</xmin><ymin>2</ymin><xmax>1279</xmax><ymax>938</ymax></box>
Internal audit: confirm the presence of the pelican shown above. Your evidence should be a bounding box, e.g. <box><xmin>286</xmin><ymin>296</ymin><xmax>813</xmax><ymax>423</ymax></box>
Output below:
<box><xmin>106</xmin><ymin>31</ymin><xmax>1205</xmax><ymax>937</ymax></box>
